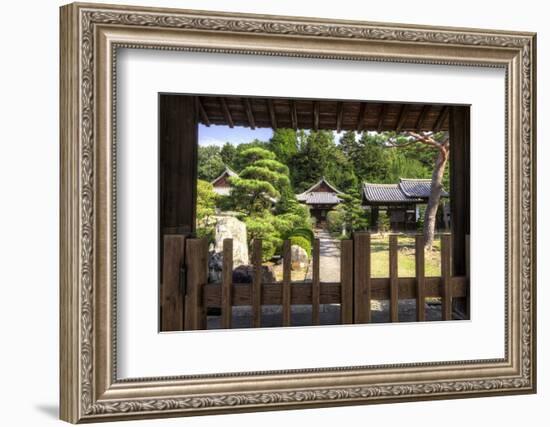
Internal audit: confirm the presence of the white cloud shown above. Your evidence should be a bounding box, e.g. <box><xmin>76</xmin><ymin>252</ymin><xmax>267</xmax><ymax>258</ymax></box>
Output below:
<box><xmin>198</xmin><ymin>136</ymin><xmax>231</xmax><ymax>147</ymax></box>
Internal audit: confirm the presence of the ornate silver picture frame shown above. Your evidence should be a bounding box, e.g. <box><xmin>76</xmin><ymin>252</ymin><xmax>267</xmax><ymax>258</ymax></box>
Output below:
<box><xmin>60</xmin><ymin>2</ymin><xmax>536</xmax><ymax>423</ymax></box>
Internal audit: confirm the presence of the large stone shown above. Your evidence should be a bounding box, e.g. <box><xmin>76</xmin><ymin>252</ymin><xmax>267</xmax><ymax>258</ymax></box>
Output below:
<box><xmin>213</xmin><ymin>215</ymin><xmax>249</xmax><ymax>266</ymax></box>
<box><xmin>207</xmin><ymin>251</ymin><xmax>223</xmax><ymax>283</ymax></box>
<box><xmin>232</xmin><ymin>264</ymin><xmax>276</xmax><ymax>284</ymax></box>
<box><xmin>291</xmin><ymin>244</ymin><xmax>309</xmax><ymax>270</ymax></box>
<box><xmin>208</xmin><ymin>215</ymin><xmax>249</xmax><ymax>283</ymax></box>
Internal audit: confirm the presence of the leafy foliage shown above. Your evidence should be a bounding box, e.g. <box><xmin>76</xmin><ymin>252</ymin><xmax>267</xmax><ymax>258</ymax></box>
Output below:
<box><xmin>195</xmin><ymin>180</ymin><xmax>218</xmax><ymax>243</ymax></box>
<box><xmin>342</xmin><ymin>193</ymin><xmax>369</xmax><ymax>230</ymax></box>
<box><xmin>197</xmin><ymin>145</ymin><xmax>225</xmax><ymax>182</ymax></box>
<box><xmin>198</xmin><ymin>125</ymin><xmax>449</xmax><ymax>258</ymax></box>
<box><xmin>227</xmin><ymin>176</ymin><xmax>280</xmax><ymax>214</ymax></box>
<box><xmin>244</xmin><ymin>215</ymin><xmax>281</xmax><ymax>261</ymax></box>
<box><xmin>253</xmin><ymin>159</ymin><xmax>290</xmax><ymax>175</ymax></box>
<box><xmin>377</xmin><ymin>210</ymin><xmax>391</xmax><ymax>234</ymax></box>
<box><xmin>290</xmin><ymin>235</ymin><xmax>312</xmax><ymax>256</ymax></box>
<box><xmin>220</xmin><ymin>142</ymin><xmax>237</xmax><ymax>167</ymax></box>
<box><xmin>221</xmin><ymin>145</ymin><xmax>313</xmax><ymax>260</ymax></box>
<box><xmin>286</xmin><ymin>227</ymin><xmax>315</xmax><ymax>244</ymax></box>
<box><xmin>268</xmin><ymin>128</ymin><xmax>299</xmax><ymax>164</ymax></box>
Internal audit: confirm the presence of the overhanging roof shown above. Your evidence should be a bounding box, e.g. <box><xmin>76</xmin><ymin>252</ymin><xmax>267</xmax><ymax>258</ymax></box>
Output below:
<box><xmin>296</xmin><ymin>177</ymin><xmax>343</xmax><ymax>205</ymax></box>
<box><xmin>362</xmin><ymin>178</ymin><xmax>449</xmax><ymax>204</ymax></box>
<box><xmin>196</xmin><ymin>95</ymin><xmax>452</xmax><ymax>132</ymax></box>
<box><xmin>211</xmin><ymin>166</ymin><xmax>238</xmax><ymax>187</ymax></box>
<box><xmin>299</xmin><ymin>192</ymin><xmax>342</xmax><ymax>205</ymax></box>
<box><xmin>363</xmin><ymin>183</ymin><xmax>421</xmax><ymax>204</ymax></box>
<box><xmin>296</xmin><ymin>177</ymin><xmax>343</xmax><ymax>199</ymax></box>
<box><xmin>399</xmin><ymin>178</ymin><xmax>449</xmax><ymax>198</ymax></box>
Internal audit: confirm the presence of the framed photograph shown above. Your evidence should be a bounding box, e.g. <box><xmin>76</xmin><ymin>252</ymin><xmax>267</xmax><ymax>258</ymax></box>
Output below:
<box><xmin>60</xmin><ymin>2</ymin><xmax>537</xmax><ymax>423</ymax></box>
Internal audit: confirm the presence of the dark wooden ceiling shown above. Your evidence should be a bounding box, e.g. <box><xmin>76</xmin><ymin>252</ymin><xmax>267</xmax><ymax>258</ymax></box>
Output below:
<box><xmin>196</xmin><ymin>95</ymin><xmax>451</xmax><ymax>132</ymax></box>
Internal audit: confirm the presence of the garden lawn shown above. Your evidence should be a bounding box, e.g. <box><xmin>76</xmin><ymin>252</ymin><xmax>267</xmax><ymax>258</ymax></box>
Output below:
<box><xmin>269</xmin><ymin>234</ymin><xmax>442</xmax><ymax>281</ymax></box>
<box><xmin>370</xmin><ymin>234</ymin><xmax>441</xmax><ymax>277</ymax></box>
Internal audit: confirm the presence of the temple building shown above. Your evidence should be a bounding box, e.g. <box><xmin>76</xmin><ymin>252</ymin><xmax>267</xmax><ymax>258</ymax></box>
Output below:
<box><xmin>210</xmin><ymin>166</ymin><xmax>238</xmax><ymax>196</ymax></box>
<box><xmin>296</xmin><ymin>177</ymin><xmax>343</xmax><ymax>226</ymax></box>
<box><xmin>362</xmin><ymin>178</ymin><xmax>449</xmax><ymax>232</ymax></box>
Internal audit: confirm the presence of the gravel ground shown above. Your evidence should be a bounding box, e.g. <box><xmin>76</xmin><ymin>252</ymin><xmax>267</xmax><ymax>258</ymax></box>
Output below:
<box><xmin>206</xmin><ymin>299</ymin><xmax>461</xmax><ymax>329</ymax></box>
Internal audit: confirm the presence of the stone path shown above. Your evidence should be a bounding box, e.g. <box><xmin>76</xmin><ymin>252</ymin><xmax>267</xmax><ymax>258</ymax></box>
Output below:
<box><xmin>316</xmin><ymin>228</ymin><xmax>341</xmax><ymax>282</ymax></box>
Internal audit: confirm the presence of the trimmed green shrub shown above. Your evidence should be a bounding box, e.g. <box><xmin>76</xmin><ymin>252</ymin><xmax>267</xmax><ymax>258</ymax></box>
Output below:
<box><xmin>287</xmin><ymin>227</ymin><xmax>315</xmax><ymax>244</ymax></box>
<box><xmin>326</xmin><ymin>209</ymin><xmax>345</xmax><ymax>235</ymax></box>
<box><xmin>289</xmin><ymin>235</ymin><xmax>312</xmax><ymax>256</ymax></box>
<box><xmin>244</xmin><ymin>216</ymin><xmax>280</xmax><ymax>261</ymax></box>
<box><xmin>378</xmin><ymin>211</ymin><xmax>391</xmax><ymax>233</ymax></box>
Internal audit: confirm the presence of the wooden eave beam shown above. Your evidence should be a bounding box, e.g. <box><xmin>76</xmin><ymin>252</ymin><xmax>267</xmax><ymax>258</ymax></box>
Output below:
<box><xmin>415</xmin><ymin>105</ymin><xmax>430</xmax><ymax>131</ymax></box>
<box><xmin>377</xmin><ymin>104</ymin><xmax>387</xmax><ymax>132</ymax></box>
<box><xmin>433</xmin><ymin>106</ymin><xmax>449</xmax><ymax>132</ymax></box>
<box><xmin>356</xmin><ymin>102</ymin><xmax>366</xmax><ymax>132</ymax></box>
<box><xmin>267</xmin><ymin>99</ymin><xmax>277</xmax><ymax>130</ymax></box>
<box><xmin>243</xmin><ymin>98</ymin><xmax>256</xmax><ymax>130</ymax></box>
<box><xmin>336</xmin><ymin>101</ymin><xmax>344</xmax><ymax>133</ymax></box>
<box><xmin>197</xmin><ymin>97</ymin><xmax>210</xmax><ymax>127</ymax></box>
<box><xmin>396</xmin><ymin>104</ymin><xmax>410</xmax><ymax>132</ymax></box>
<box><xmin>290</xmin><ymin>100</ymin><xmax>298</xmax><ymax>130</ymax></box>
<box><xmin>219</xmin><ymin>97</ymin><xmax>234</xmax><ymax>128</ymax></box>
<box><xmin>313</xmin><ymin>101</ymin><xmax>320</xmax><ymax>131</ymax></box>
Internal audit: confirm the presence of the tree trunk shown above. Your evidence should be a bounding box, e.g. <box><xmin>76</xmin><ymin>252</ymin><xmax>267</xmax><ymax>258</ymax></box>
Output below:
<box><xmin>423</xmin><ymin>147</ymin><xmax>449</xmax><ymax>249</ymax></box>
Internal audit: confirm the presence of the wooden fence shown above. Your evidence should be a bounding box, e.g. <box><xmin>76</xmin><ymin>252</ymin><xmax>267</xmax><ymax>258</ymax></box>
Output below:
<box><xmin>160</xmin><ymin>233</ymin><xmax>469</xmax><ymax>331</ymax></box>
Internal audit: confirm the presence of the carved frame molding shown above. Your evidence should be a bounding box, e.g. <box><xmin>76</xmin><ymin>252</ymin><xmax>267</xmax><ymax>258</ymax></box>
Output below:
<box><xmin>60</xmin><ymin>2</ymin><xmax>536</xmax><ymax>423</ymax></box>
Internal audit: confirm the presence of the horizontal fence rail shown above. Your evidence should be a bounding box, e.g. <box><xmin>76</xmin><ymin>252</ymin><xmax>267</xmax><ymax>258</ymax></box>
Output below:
<box><xmin>161</xmin><ymin>232</ymin><xmax>469</xmax><ymax>331</ymax></box>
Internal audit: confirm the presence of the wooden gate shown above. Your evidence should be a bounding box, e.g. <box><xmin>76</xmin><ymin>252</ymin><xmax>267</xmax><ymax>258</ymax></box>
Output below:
<box><xmin>160</xmin><ymin>233</ymin><xmax>469</xmax><ymax>331</ymax></box>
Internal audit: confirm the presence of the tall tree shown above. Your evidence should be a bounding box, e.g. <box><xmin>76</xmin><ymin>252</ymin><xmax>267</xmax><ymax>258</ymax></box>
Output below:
<box><xmin>338</xmin><ymin>130</ymin><xmax>358</xmax><ymax>158</ymax></box>
<box><xmin>232</xmin><ymin>139</ymin><xmax>269</xmax><ymax>171</ymax></box>
<box><xmin>197</xmin><ymin>145</ymin><xmax>225</xmax><ymax>181</ymax></box>
<box><xmin>220</xmin><ymin>142</ymin><xmax>237</xmax><ymax>169</ymax></box>
<box><xmin>227</xmin><ymin>147</ymin><xmax>285</xmax><ymax>215</ymax></box>
<box><xmin>268</xmin><ymin>128</ymin><xmax>298</xmax><ymax>164</ymax></box>
<box><xmin>355</xmin><ymin>132</ymin><xmax>390</xmax><ymax>182</ymax></box>
<box><xmin>388</xmin><ymin>131</ymin><xmax>450</xmax><ymax>249</ymax></box>
<box><xmin>290</xmin><ymin>130</ymin><xmax>337</xmax><ymax>192</ymax></box>
<box><xmin>226</xmin><ymin>146</ymin><xmax>309</xmax><ymax>260</ymax></box>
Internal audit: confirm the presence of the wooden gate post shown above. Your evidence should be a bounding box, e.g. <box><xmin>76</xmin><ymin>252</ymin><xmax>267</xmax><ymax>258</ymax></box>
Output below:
<box><xmin>449</xmin><ymin>106</ymin><xmax>470</xmax><ymax>318</ymax></box>
<box><xmin>340</xmin><ymin>239</ymin><xmax>354</xmax><ymax>324</ymax></box>
<box><xmin>221</xmin><ymin>239</ymin><xmax>233</xmax><ymax>329</ymax></box>
<box><xmin>160</xmin><ymin>235</ymin><xmax>186</xmax><ymax>331</ymax></box>
<box><xmin>353</xmin><ymin>232</ymin><xmax>371</xmax><ymax>323</ymax></box>
<box><xmin>185</xmin><ymin>238</ymin><xmax>208</xmax><ymax>330</ymax></box>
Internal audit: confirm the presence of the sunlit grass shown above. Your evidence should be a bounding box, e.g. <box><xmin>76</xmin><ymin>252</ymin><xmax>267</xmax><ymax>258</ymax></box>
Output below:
<box><xmin>370</xmin><ymin>234</ymin><xmax>441</xmax><ymax>277</ymax></box>
<box><xmin>267</xmin><ymin>234</ymin><xmax>442</xmax><ymax>281</ymax></box>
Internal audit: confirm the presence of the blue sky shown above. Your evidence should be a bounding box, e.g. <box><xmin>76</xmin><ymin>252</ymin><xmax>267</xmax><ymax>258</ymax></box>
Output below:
<box><xmin>199</xmin><ymin>124</ymin><xmax>273</xmax><ymax>146</ymax></box>
<box><xmin>198</xmin><ymin>124</ymin><xmax>359</xmax><ymax>146</ymax></box>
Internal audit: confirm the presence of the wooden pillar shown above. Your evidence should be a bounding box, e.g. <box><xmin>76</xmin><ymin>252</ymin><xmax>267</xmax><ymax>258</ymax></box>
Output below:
<box><xmin>160</xmin><ymin>235</ymin><xmax>186</xmax><ymax>331</ymax></box>
<box><xmin>159</xmin><ymin>94</ymin><xmax>199</xmax><ymax>276</ymax></box>
<box><xmin>371</xmin><ymin>206</ymin><xmax>379</xmax><ymax>231</ymax></box>
<box><xmin>159</xmin><ymin>94</ymin><xmax>199</xmax><ymax>328</ymax></box>
<box><xmin>449</xmin><ymin>106</ymin><xmax>470</xmax><ymax>318</ymax></box>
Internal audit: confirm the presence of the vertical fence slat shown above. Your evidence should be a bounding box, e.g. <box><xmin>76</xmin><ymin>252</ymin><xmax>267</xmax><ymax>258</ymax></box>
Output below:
<box><xmin>161</xmin><ymin>235</ymin><xmax>186</xmax><ymax>331</ymax></box>
<box><xmin>340</xmin><ymin>239</ymin><xmax>354</xmax><ymax>324</ymax></box>
<box><xmin>312</xmin><ymin>238</ymin><xmax>320</xmax><ymax>325</ymax></box>
<box><xmin>185</xmin><ymin>238</ymin><xmax>208</xmax><ymax>330</ymax></box>
<box><xmin>221</xmin><ymin>238</ymin><xmax>233</xmax><ymax>329</ymax></box>
<box><xmin>252</xmin><ymin>239</ymin><xmax>262</xmax><ymax>328</ymax></box>
<box><xmin>441</xmin><ymin>234</ymin><xmax>452</xmax><ymax>320</ymax></box>
<box><xmin>389</xmin><ymin>234</ymin><xmax>399</xmax><ymax>322</ymax></box>
<box><xmin>353</xmin><ymin>232</ymin><xmax>371</xmax><ymax>323</ymax></box>
<box><xmin>282</xmin><ymin>240</ymin><xmax>291</xmax><ymax>326</ymax></box>
<box><xmin>415</xmin><ymin>235</ymin><xmax>426</xmax><ymax>322</ymax></box>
